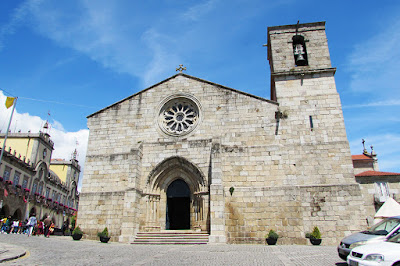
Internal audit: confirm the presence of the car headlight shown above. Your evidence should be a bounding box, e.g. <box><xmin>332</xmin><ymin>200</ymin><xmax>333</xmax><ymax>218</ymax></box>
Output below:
<box><xmin>365</xmin><ymin>254</ymin><xmax>384</xmax><ymax>262</ymax></box>
<box><xmin>349</xmin><ymin>241</ymin><xmax>367</xmax><ymax>249</ymax></box>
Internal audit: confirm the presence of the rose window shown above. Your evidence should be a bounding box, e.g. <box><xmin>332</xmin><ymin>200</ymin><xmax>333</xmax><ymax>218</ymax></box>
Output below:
<box><xmin>158</xmin><ymin>96</ymin><xmax>200</xmax><ymax>136</ymax></box>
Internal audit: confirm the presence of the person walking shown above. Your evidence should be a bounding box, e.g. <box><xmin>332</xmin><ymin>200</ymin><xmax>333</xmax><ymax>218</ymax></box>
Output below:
<box><xmin>17</xmin><ymin>220</ymin><xmax>25</xmax><ymax>234</ymax></box>
<box><xmin>22</xmin><ymin>219</ymin><xmax>29</xmax><ymax>234</ymax></box>
<box><xmin>0</xmin><ymin>217</ymin><xmax>8</xmax><ymax>233</ymax></box>
<box><xmin>47</xmin><ymin>222</ymin><xmax>54</xmax><ymax>238</ymax></box>
<box><xmin>12</xmin><ymin>220</ymin><xmax>19</xmax><ymax>234</ymax></box>
<box><xmin>36</xmin><ymin>220</ymin><xmax>44</xmax><ymax>236</ymax></box>
<box><xmin>2</xmin><ymin>216</ymin><xmax>12</xmax><ymax>234</ymax></box>
<box><xmin>43</xmin><ymin>215</ymin><xmax>52</xmax><ymax>238</ymax></box>
<box><xmin>26</xmin><ymin>214</ymin><xmax>37</xmax><ymax>237</ymax></box>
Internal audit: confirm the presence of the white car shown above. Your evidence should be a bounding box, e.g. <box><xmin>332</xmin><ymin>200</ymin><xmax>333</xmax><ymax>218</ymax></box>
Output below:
<box><xmin>338</xmin><ymin>216</ymin><xmax>400</xmax><ymax>260</ymax></box>
<box><xmin>347</xmin><ymin>233</ymin><xmax>400</xmax><ymax>266</ymax></box>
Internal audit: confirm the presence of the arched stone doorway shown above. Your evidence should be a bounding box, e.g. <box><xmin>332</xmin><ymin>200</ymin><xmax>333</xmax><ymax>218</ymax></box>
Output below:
<box><xmin>12</xmin><ymin>209</ymin><xmax>22</xmax><ymax>220</ymax></box>
<box><xmin>166</xmin><ymin>179</ymin><xmax>190</xmax><ymax>230</ymax></box>
<box><xmin>29</xmin><ymin>207</ymin><xmax>37</xmax><ymax>217</ymax></box>
<box><xmin>0</xmin><ymin>205</ymin><xmax>9</xmax><ymax>218</ymax></box>
<box><xmin>144</xmin><ymin>157</ymin><xmax>209</xmax><ymax>232</ymax></box>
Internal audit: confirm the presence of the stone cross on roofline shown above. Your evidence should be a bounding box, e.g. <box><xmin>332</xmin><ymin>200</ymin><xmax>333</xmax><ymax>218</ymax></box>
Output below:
<box><xmin>176</xmin><ymin>64</ymin><xmax>186</xmax><ymax>73</ymax></box>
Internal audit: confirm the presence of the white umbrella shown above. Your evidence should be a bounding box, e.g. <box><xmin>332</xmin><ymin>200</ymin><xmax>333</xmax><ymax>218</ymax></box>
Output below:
<box><xmin>373</xmin><ymin>198</ymin><xmax>400</xmax><ymax>224</ymax></box>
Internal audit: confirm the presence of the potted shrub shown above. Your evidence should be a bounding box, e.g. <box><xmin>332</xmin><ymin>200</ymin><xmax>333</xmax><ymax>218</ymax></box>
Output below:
<box><xmin>309</xmin><ymin>226</ymin><xmax>322</xmax><ymax>245</ymax></box>
<box><xmin>266</xmin><ymin>229</ymin><xmax>279</xmax><ymax>245</ymax></box>
<box><xmin>97</xmin><ymin>227</ymin><xmax>110</xmax><ymax>243</ymax></box>
<box><xmin>72</xmin><ymin>226</ymin><xmax>83</xmax><ymax>241</ymax></box>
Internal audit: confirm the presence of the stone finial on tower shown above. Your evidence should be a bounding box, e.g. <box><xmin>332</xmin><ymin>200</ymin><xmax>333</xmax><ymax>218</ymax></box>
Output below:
<box><xmin>362</xmin><ymin>139</ymin><xmax>367</xmax><ymax>154</ymax></box>
<box><xmin>71</xmin><ymin>149</ymin><xmax>78</xmax><ymax>160</ymax></box>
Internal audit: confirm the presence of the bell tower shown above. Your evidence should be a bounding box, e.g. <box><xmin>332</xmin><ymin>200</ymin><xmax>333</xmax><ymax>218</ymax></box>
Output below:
<box><xmin>267</xmin><ymin>21</ymin><xmax>356</xmax><ymax>185</ymax></box>
<box><xmin>267</xmin><ymin>22</ymin><xmax>346</xmax><ymax>138</ymax></box>
<box><xmin>267</xmin><ymin>21</ymin><xmax>336</xmax><ymax>102</ymax></box>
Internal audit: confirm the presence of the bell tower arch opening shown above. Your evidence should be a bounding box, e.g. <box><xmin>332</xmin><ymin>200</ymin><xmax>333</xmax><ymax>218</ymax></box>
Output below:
<box><xmin>166</xmin><ymin>179</ymin><xmax>190</xmax><ymax>230</ymax></box>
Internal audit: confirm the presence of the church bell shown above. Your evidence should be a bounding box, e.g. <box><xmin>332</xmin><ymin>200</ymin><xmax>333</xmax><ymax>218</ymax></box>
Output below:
<box><xmin>292</xmin><ymin>35</ymin><xmax>308</xmax><ymax>66</ymax></box>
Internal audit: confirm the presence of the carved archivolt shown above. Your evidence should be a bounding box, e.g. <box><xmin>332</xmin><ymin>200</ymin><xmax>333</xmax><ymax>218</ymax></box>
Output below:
<box><xmin>146</xmin><ymin>156</ymin><xmax>206</xmax><ymax>193</ymax></box>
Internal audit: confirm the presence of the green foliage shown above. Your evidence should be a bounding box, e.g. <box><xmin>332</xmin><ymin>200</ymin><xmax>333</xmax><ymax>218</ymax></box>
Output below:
<box><xmin>311</xmin><ymin>226</ymin><xmax>321</xmax><ymax>239</ymax></box>
<box><xmin>71</xmin><ymin>214</ymin><xmax>77</xmax><ymax>230</ymax></box>
<box><xmin>305</xmin><ymin>232</ymin><xmax>311</xmax><ymax>239</ymax></box>
<box><xmin>229</xmin><ymin>187</ymin><xmax>235</xmax><ymax>196</ymax></box>
<box><xmin>72</xmin><ymin>226</ymin><xmax>83</xmax><ymax>235</ymax></box>
<box><xmin>267</xmin><ymin>229</ymin><xmax>279</xmax><ymax>240</ymax></box>
<box><xmin>97</xmin><ymin>227</ymin><xmax>109</xmax><ymax>238</ymax></box>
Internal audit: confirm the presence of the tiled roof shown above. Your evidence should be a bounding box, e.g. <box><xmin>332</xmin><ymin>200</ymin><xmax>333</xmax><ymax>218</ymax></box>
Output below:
<box><xmin>352</xmin><ymin>154</ymin><xmax>373</xmax><ymax>160</ymax></box>
<box><xmin>355</xmin><ymin>170</ymin><xmax>400</xmax><ymax>177</ymax></box>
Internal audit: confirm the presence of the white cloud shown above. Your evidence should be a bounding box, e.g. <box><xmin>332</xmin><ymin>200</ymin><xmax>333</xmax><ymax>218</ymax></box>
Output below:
<box><xmin>0</xmin><ymin>0</ymin><xmax>40</xmax><ymax>50</ymax></box>
<box><xmin>346</xmin><ymin>18</ymin><xmax>400</xmax><ymax>95</ymax></box>
<box><xmin>22</xmin><ymin>1</ymin><xmax>142</xmax><ymax>77</ymax></box>
<box><xmin>0</xmin><ymin>91</ymin><xmax>89</xmax><ymax>190</ymax></box>
<box><xmin>141</xmin><ymin>29</ymin><xmax>181</xmax><ymax>86</ymax></box>
<box><xmin>13</xmin><ymin>0</ymin><xmax>182</xmax><ymax>88</ymax></box>
<box><xmin>182</xmin><ymin>0</ymin><xmax>218</xmax><ymax>21</ymax></box>
<box><xmin>344</xmin><ymin>13</ymin><xmax>400</xmax><ymax>174</ymax></box>
<box><xmin>343</xmin><ymin>99</ymin><xmax>400</xmax><ymax>109</ymax></box>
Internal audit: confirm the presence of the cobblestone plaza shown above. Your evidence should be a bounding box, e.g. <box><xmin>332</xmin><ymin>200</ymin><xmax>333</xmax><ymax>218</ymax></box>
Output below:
<box><xmin>0</xmin><ymin>234</ymin><xmax>345</xmax><ymax>265</ymax></box>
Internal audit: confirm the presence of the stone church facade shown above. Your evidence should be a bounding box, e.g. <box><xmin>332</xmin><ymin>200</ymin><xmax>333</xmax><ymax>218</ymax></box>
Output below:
<box><xmin>78</xmin><ymin>21</ymin><xmax>366</xmax><ymax>245</ymax></box>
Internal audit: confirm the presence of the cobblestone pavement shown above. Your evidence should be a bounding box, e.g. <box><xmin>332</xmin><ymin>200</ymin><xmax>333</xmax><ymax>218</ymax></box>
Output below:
<box><xmin>0</xmin><ymin>234</ymin><xmax>347</xmax><ymax>265</ymax></box>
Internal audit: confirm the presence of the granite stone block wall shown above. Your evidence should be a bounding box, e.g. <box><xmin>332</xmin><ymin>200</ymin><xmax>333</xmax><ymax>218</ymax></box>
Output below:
<box><xmin>78</xmin><ymin>21</ymin><xmax>368</xmax><ymax>244</ymax></box>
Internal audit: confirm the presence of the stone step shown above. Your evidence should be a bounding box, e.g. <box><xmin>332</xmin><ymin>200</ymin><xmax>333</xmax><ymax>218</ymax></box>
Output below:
<box><xmin>132</xmin><ymin>231</ymin><xmax>209</xmax><ymax>245</ymax></box>
<box><xmin>136</xmin><ymin>234</ymin><xmax>208</xmax><ymax>238</ymax></box>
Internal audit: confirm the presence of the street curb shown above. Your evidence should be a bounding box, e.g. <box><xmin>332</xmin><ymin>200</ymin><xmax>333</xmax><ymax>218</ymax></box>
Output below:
<box><xmin>0</xmin><ymin>243</ymin><xmax>27</xmax><ymax>263</ymax></box>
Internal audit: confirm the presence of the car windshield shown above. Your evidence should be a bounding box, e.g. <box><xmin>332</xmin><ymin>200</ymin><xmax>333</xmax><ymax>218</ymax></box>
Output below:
<box><xmin>366</xmin><ymin>218</ymin><xmax>400</xmax><ymax>235</ymax></box>
<box><xmin>388</xmin><ymin>233</ymin><xmax>400</xmax><ymax>244</ymax></box>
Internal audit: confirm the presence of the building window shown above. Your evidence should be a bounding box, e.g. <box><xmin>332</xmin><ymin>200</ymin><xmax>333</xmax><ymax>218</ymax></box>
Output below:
<box><xmin>13</xmin><ymin>171</ymin><xmax>21</xmax><ymax>187</ymax></box>
<box><xmin>22</xmin><ymin>178</ymin><xmax>28</xmax><ymax>189</ymax></box>
<box><xmin>32</xmin><ymin>182</ymin><xmax>38</xmax><ymax>194</ymax></box>
<box><xmin>38</xmin><ymin>183</ymin><xmax>43</xmax><ymax>195</ymax></box>
<box><xmin>375</xmin><ymin>182</ymin><xmax>390</xmax><ymax>202</ymax></box>
<box><xmin>52</xmin><ymin>191</ymin><xmax>56</xmax><ymax>200</ymax></box>
<box><xmin>45</xmin><ymin>187</ymin><xmax>50</xmax><ymax>198</ymax></box>
<box><xmin>3</xmin><ymin>166</ymin><xmax>11</xmax><ymax>181</ymax></box>
<box><xmin>39</xmin><ymin>169</ymin><xmax>44</xmax><ymax>180</ymax></box>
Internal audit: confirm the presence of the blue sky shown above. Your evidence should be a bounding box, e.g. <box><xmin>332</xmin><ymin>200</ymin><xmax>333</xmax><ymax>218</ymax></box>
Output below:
<box><xmin>0</xmin><ymin>0</ymin><xmax>399</xmax><ymax>175</ymax></box>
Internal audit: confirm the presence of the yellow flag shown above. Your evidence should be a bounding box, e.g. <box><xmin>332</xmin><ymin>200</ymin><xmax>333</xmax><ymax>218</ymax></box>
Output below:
<box><xmin>5</xmin><ymin>97</ymin><xmax>15</xmax><ymax>109</ymax></box>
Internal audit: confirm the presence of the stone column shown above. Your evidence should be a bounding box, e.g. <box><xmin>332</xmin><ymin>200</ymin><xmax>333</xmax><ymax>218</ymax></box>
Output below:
<box><xmin>208</xmin><ymin>142</ymin><xmax>226</xmax><ymax>243</ymax></box>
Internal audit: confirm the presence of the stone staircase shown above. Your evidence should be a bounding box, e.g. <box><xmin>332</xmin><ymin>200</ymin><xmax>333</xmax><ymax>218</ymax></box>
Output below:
<box><xmin>131</xmin><ymin>230</ymin><xmax>209</xmax><ymax>245</ymax></box>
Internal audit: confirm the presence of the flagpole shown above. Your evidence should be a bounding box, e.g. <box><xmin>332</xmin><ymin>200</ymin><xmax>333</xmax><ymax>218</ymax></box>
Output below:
<box><xmin>0</xmin><ymin>97</ymin><xmax>18</xmax><ymax>166</ymax></box>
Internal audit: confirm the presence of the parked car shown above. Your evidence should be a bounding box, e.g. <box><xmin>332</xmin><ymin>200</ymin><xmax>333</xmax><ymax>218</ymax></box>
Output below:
<box><xmin>337</xmin><ymin>216</ymin><xmax>400</xmax><ymax>260</ymax></box>
<box><xmin>347</xmin><ymin>233</ymin><xmax>400</xmax><ymax>266</ymax></box>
